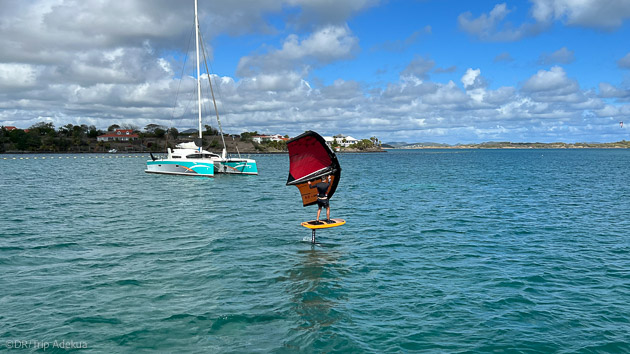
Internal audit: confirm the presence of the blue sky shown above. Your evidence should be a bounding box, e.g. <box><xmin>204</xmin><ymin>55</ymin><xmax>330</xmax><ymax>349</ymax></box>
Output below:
<box><xmin>1</xmin><ymin>0</ymin><xmax>630</xmax><ymax>143</ymax></box>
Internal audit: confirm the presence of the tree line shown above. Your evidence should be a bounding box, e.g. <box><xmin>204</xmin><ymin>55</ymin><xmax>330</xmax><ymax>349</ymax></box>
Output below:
<box><xmin>1</xmin><ymin>122</ymin><xmax>100</xmax><ymax>152</ymax></box>
<box><xmin>1</xmin><ymin>122</ymin><xmax>381</xmax><ymax>153</ymax></box>
<box><xmin>0</xmin><ymin>122</ymin><xmax>230</xmax><ymax>153</ymax></box>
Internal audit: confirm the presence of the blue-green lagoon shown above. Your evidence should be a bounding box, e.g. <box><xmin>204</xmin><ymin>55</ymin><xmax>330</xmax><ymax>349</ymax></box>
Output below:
<box><xmin>1</xmin><ymin>149</ymin><xmax>630</xmax><ymax>352</ymax></box>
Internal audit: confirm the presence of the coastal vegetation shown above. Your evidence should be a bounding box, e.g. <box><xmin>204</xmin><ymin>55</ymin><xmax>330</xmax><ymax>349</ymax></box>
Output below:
<box><xmin>0</xmin><ymin>123</ymin><xmax>384</xmax><ymax>153</ymax></box>
<box><xmin>3</xmin><ymin>122</ymin><xmax>629</xmax><ymax>153</ymax></box>
<box><xmin>4</xmin><ymin>122</ymin><xmax>629</xmax><ymax>153</ymax></box>
<box><xmin>345</xmin><ymin>137</ymin><xmax>381</xmax><ymax>151</ymax></box>
<box><xmin>0</xmin><ymin>123</ymin><xmax>245</xmax><ymax>153</ymax></box>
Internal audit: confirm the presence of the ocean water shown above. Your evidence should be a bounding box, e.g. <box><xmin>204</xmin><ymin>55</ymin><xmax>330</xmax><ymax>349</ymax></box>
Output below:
<box><xmin>1</xmin><ymin>149</ymin><xmax>630</xmax><ymax>353</ymax></box>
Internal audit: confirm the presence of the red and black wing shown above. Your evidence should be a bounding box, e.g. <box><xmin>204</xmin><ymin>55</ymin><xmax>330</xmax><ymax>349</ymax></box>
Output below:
<box><xmin>286</xmin><ymin>131</ymin><xmax>341</xmax><ymax>206</ymax></box>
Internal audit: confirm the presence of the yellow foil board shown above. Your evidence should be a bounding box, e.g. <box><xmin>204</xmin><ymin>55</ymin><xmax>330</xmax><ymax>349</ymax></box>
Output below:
<box><xmin>301</xmin><ymin>218</ymin><xmax>346</xmax><ymax>229</ymax></box>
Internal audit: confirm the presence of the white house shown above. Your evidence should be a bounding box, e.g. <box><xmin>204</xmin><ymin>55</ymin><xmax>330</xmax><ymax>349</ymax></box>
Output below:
<box><xmin>323</xmin><ymin>134</ymin><xmax>359</xmax><ymax>147</ymax></box>
<box><xmin>97</xmin><ymin>129</ymin><xmax>139</xmax><ymax>142</ymax></box>
<box><xmin>252</xmin><ymin>134</ymin><xmax>288</xmax><ymax>143</ymax></box>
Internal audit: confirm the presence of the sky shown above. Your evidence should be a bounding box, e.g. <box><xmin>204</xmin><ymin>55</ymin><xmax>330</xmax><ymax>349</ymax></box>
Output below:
<box><xmin>1</xmin><ymin>0</ymin><xmax>630</xmax><ymax>144</ymax></box>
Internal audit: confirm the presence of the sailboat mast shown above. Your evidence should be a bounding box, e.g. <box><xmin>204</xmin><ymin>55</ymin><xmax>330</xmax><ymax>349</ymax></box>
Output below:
<box><xmin>198</xmin><ymin>33</ymin><xmax>228</xmax><ymax>156</ymax></box>
<box><xmin>194</xmin><ymin>0</ymin><xmax>202</xmax><ymax>141</ymax></box>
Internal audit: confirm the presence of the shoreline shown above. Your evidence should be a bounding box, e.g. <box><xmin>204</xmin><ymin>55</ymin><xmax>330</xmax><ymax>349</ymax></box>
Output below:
<box><xmin>384</xmin><ymin>141</ymin><xmax>630</xmax><ymax>149</ymax></box>
<box><xmin>4</xmin><ymin>145</ymin><xmax>630</xmax><ymax>154</ymax></box>
<box><xmin>0</xmin><ymin>149</ymin><xmax>387</xmax><ymax>155</ymax></box>
<box><xmin>384</xmin><ymin>146</ymin><xmax>630</xmax><ymax>150</ymax></box>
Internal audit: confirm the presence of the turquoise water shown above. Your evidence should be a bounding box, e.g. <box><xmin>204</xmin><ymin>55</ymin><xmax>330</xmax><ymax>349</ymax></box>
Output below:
<box><xmin>1</xmin><ymin>150</ymin><xmax>630</xmax><ymax>352</ymax></box>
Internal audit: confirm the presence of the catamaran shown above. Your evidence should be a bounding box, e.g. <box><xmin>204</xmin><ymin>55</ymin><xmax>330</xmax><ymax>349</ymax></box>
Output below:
<box><xmin>145</xmin><ymin>0</ymin><xmax>257</xmax><ymax>177</ymax></box>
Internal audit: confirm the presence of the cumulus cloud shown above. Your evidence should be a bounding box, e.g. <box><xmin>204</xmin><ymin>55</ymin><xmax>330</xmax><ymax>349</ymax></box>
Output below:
<box><xmin>239</xmin><ymin>71</ymin><xmax>305</xmax><ymax>92</ymax></box>
<box><xmin>460</xmin><ymin>0</ymin><xmax>630</xmax><ymax>41</ymax></box>
<box><xmin>461</xmin><ymin>68</ymin><xmax>488</xmax><ymax>103</ymax></box>
<box><xmin>522</xmin><ymin>66</ymin><xmax>584</xmax><ymax>102</ymax></box>
<box><xmin>523</xmin><ymin>66</ymin><xmax>572</xmax><ymax>91</ymax></box>
<box><xmin>494</xmin><ymin>52</ymin><xmax>514</xmax><ymax>62</ymax></box>
<box><xmin>374</xmin><ymin>25</ymin><xmax>432</xmax><ymax>52</ymax></box>
<box><xmin>458</xmin><ymin>3</ymin><xmax>547</xmax><ymax>41</ymax></box>
<box><xmin>599</xmin><ymin>82</ymin><xmax>630</xmax><ymax>100</ymax></box>
<box><xmin>401</xmin><ymin>56</ymin><xmax>435</xmax><ymax>79</ymax></box>
<box><xmin>0</xmin><ymin>64</ymin><xmax>39</xmax><ymax>92</ymax></box>
<box><xmin>0</xmin><ymin>0</ymin><xmax>371</xmax><ymax>129</ymax></box>
<box><xmin>0</xmin><ymin>0</ymin><xmax>627</xmax><ymax>144</ymax></box>
<box><xmin>236</xmin><ymin>25</ymin><xmax>359</xmax><ymax>81</ymax></box>
<box><xmin>461</xmin><ymin>69</ymin><xmax>485</xmax><ymax>89</ymax></box>
<box><xmin>285</xmin><ymin>0</ymin><xmax>380</xmax><ymax>28</ymax></box>
<box><xmin>399</xmin><ymin>56</ymin><xmax>457</xmax><ymax>80</ymax></box>
<box><xmin>434</xmin><ymin>66</ymin><xmax>457</xmax><ymax>74</ymax></box>
<box><xmin>2</xmin><ymin>59</ymin><xmax>622</xmax><ymax>144</ymax></box>
<box><xmin>618</xmin><ymin>53</ymin><xmax>630</xmax><ymax>69</ymax></box>
<box><xmin>538</xmin><ymin>47</ymin><xmax>575</xmax><ymax>65</ymax></box>
<box><xmin>531</xmin><ymin>0</ymin><xmax>630</xmax><ymax>29</ymax></box>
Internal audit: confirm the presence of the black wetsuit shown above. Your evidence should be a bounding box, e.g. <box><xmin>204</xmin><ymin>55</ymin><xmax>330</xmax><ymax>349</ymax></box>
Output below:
<box><xmin>312</xmin><ymin>181</ymin><xmax>330</xmax><ymax>208</ymax></box>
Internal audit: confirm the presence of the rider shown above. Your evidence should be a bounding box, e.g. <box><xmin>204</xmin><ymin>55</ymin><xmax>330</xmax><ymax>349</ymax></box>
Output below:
<box><xmin>308</xmin><ymin>175</ymin><xmax>332</xmax><ymax>223</ymax></box>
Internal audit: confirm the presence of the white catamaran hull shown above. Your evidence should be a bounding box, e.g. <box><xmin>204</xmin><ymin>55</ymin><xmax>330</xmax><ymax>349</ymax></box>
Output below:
<box><xmin>146</xmin><ymin>159</ymin><xmax>215</xmax><ymax>177</ymax></box>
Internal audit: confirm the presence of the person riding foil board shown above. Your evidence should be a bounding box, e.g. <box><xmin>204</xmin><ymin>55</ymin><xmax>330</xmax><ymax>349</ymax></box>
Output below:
<box><xmin>308</xmin><ymin>174</ymin><xmax>332</xmax><ymax>223</ymax></box>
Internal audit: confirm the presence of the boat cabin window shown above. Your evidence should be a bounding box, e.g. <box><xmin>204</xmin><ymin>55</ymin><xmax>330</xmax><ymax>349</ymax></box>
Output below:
<box><xmin>185</xmin><ymin>153</ymin><xmax>220</xmax><ymax>159</ymax></box>
<box><xmin>172</xmin><ymin>156</ymin><xmax>181</xmax><ymax>159</ymax></box>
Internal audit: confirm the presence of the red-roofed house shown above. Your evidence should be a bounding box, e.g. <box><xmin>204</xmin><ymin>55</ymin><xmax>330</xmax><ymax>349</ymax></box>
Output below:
<box><xmin>3</xmin><ymin>126</ymin><xmax>17</xmax><ymax>131</ymax></box>
<box><xmin>97</xmin><ymin>129</ymin><xmax>139</xmax><ymax>142</ymax></box>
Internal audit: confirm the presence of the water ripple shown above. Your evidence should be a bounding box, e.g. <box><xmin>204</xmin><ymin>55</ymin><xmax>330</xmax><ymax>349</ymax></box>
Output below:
<box><xmin>1</xmin><ymin>151</ymin><xmax>630</xmax><ymax>352</ymax></box>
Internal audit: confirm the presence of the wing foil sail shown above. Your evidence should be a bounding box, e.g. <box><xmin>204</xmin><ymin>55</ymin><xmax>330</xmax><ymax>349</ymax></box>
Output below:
<box><xmin>286</xmin><ymin>131</ymin><xmax>341</xmax><ymax>206</ymax></box>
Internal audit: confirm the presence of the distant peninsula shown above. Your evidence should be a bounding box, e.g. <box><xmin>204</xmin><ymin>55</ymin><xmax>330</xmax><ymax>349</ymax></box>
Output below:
<box><xmin>383</xmin><ymin>141</ymin><xmax>630</xmax><ymax>149</ymax></box>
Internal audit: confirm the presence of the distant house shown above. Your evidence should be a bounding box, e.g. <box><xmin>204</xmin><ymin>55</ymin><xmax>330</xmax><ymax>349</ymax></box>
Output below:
<box><xmin>2</xmin><ymin>126</ymin><xmax>29</xmax><ymax>133</ymax></box>
<box><xmin>252</xmin><ymin>134</ymin><xmax>289</xmax><ymax>143</ymax></box>
<box><xmin>97</xmin><ymin>129</ymin><xmax>139</xmax><ymax>142</ymax></box>
<box><xmin>323</xmin><ymin>134</ymin><xmax>359</xmax><ymax>147</ymax></box>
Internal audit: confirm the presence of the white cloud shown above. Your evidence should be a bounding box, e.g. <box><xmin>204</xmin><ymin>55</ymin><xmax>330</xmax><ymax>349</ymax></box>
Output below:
<box><xmin>599</xmin><ymin>82</ymin><xmax>630</xmax><ymax>100</ymax></box>
<box><xmin>462</xmin><ymin>68</ymin><xmax>488</xmax><ymax>103</ymax></box>
<box><xmin>286</xmin><ymin>0</ymin><xmax>380</xmax><ymax>28</ymax></box>
<box><xmin>531</xmin><ymin>0</ymin><xmax>630</xmax><ymax>29</ymax></box>
<box><xmin>461</xmin><ymin>68</ymin><xmax>481</xmax><ymax>89</ymax></box>
<box><xmin>422</xmin><ymin>81</ymin><xmax>470</xmax><ymax>106</ymax></box>
<box><xmin>0</xmin><ymin>64</ymin><xmax>39</xmax><ymax>92</ymax></box>
<box><xmin>401</xmin><ymin>56</ymin><xmax>435</xmax><ymax>79</ymax></box>
<box><xmin>458</xmin><ymin>3</ymin><xmax>510</xmax><ymax>38</ymax></box>
<box><xmin>458</xmin><ymin>3</ymin><xmax>547</xmax><ymax>41</ymax></box>
<box><xmin>236</xmin><ymin>25</ymin><xmax>359</xmax><ymax>78</ymax></box>
<box><xmin>522</xmin><ymin>66</ymin><xmax>578</xmax><ymax>93</ymax></box>
<box><xmin>538</xmin><ymin>47</ymin><xmax>575</xmax><ymax>65</ymax></box>
<box><xmin>460</xmin><ymin>0</ymin><xmax>630</xmax><ymax>42</ymax></box>
<box><xmin>375</xmin><ymin>25</ymin><xmax>432</xmax><ymax>52</ymax></box>
<box><xmin>283</xmin><ymin>25</ymin><xmax>359</xmax><ymax>62</ymax></box>
<box><xmin>618</xmin><ymin>53</ymin><xmax>630</xmax><ymax>69</ymax></box>
<box><xmin>494</xmin><ymin>52</ymin><xmax>514</xmax><ymax>62</ymax></box>
<box><xmin>240</xmin><ymin>71</ymin><xmax>305</xmax><ymax>92</ymax></box>
<box><xmin>434</xmin><ymin>66</ymin><xmax>457</xmax><ymax>74</ymax></box>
